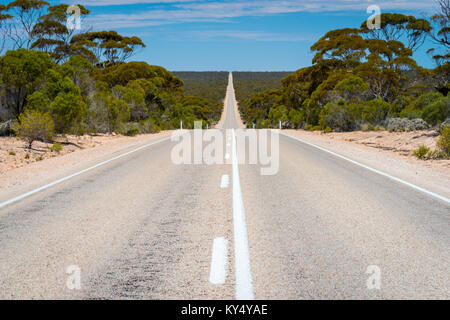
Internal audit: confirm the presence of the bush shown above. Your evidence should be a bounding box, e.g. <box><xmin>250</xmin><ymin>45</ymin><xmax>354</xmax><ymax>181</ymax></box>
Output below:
<box><xmin>13</xmin><ymin>110</ymin><xmax>55</xmax><ymax>149</ymax></box>
<box><xmin>120</xmin><ymin>122</ymin><xmax>140</xmax><ymax>136</ymax></box>
<box><xmin>362</xmin><ymin>99</ymin><xmax>391</xmax><ymax>125</ymax></box>
<box><xmin>288</xmin><ymin>109</ymin><xmax>304</xmax><ymax>129</ymax></box>
<box><xmin>319</xmin><ymin>101</ymin><xmax>362</xmax><ymax>132</ymax></box>
<box><xmin>421</xmin><ymin>96</ymin><xmax>450</xmax><ymax>126</ymax></box>
<box><xmin>400</xmin><ymin>92</ymin><xmax>444</xmax><ymax>119</ymax></box>
<box><xmin>139</xmin><ymin>119</ymin><xmax>161</xmax><ymax>134</ymax></box>
<box><xmin>268</xmin><ymin>105</ymin><xmax>288</xmax><ymax>126</ymax></box>
<box><xmin>385</xmin><ymin>118</ymin><xmax>429</xmax><ymax>132</ymax></box>
<box><xmin>413</xmin><ymin>145</ymin><xmax>431</xmax><ymax>160</ymax></box>
<box><xmin>437</xmin><ymin>126</ymin><xmax>450</xmax><ymax>157</ymax></box>
<box><xmin>50</xmin><ymin>91</ymin><xmax>87</xmax><ymax>134</ymax></box>
<box><xmin>51</xmin><ymin>142</ymin><xmax>63</xmax><ymax>153</ymax></box>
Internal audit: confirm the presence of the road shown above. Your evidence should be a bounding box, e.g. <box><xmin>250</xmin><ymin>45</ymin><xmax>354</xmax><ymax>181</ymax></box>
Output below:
<box><xmin>0</xmin><ymin>73</ymin><xmax>448</xmax><ymax>299</ymax></box>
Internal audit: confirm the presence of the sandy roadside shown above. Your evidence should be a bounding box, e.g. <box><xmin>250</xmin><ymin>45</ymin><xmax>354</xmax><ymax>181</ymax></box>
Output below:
<box><xmin>284</xmin><ymin>129</ymin><xmax>450</xmax><ymax>199</ymax></box>
<box><xmin>0</xmin><ymin>132</ymin><xmax>172</xmax><ymax>196</ymax></box>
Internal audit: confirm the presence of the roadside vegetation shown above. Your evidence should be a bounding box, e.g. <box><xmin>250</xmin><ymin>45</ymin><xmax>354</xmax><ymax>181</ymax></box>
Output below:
<box><xmin>238</xmin><ymin>3</ymin><xmax>449</xmax><ymax>144</ymax></box>
<box><xmin>233</xmin><ymin>72</ymin><xmax>292</xmax><ymax>127</ymax></box>
<box><xmin>0</xmin><ymin>1</ymin><xmax>222</xmax><ymax>149</ymax></box>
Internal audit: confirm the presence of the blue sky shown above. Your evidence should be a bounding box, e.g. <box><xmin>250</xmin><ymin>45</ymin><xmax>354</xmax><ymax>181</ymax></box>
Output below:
<box><xmin>60</xmin><ymin>0</ymin><xmax>436</xmax><ymax>71</ymax></box>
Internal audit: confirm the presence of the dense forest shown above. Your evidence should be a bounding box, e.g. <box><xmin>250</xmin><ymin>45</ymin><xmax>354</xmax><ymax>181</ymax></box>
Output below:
<box><xmin>240</xmin><ymin>4</ymin><xmax>450</xmax><ymax>139</ymax></box>
<box><xmin>233</xmin><ymin>72</ymin><xmax>292</xmax><ymax>126</ymax></box>
<box><xmin>0</xmin><ymin>1</ymin><xmax>221</xmax><ymax>148</ymax></box>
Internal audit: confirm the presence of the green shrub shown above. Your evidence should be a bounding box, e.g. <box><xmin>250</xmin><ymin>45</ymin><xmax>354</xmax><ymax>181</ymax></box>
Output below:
<box><xmin>361</xmin><ymin>123</ymin><xmax>372</xmax><ymax>132</ymax></box>
<box><xmin>437</xmin><ymin>126</ymin><xmax>450</xmax><ymax>157</ymax></box>
<box><xmin>9</xmin><ymin>151</ymin><xmax>16</xmax><ymax>156</ymax></box>
<box><xmin>400</xmin><ymin>92</ymin><xmax>444</xmax><ymax>120</ymax></box>
<box><xmin>413</xmin><ymin>145</ymin><xmax>431</xmax><ymax>160</ymax></box>
<box><xmin>139</xmin><ymin>119</ymin><xmax>161</xmax><ymax>134</ymax></box>
<box><xmin>13</xmin><ymin>110</ymin><xmax>55</xmax><ymax>149</ymax></box>
<box><xmin>268</xmin><ymin>105</ymin><xmax>288</xmax><ymax>126</ymax></box>
<box><xmin>288</xmin><ymin>109</ymin><xmax>305</xmax><ymax>129</ymax></box>
<box><xmin>319</xmin><ymin>101</ymin><xmax>362</xmax><ymax>132</ymax></box>
<box><xmin>421</xmin><ymin>96</ymin><xmax>450</xmax><ymax>126</ymax></box>
<box><xmin>51</xmin><ymin>142</ymin><xmax>63</xmax><ymax>153</ymax></box>
<box><xmin>120</xmin><ymin>122</ymin><xmax>140</xmax><ymax>136</ymax></box>
<box><xmin>362</xmin><ymin>99</ymin><xmax>391</xmax><ymax>125</ymax></box>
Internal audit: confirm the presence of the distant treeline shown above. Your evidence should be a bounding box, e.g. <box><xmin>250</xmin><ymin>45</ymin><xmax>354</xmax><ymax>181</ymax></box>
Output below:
<box><xmin>233</xmin><ymin>72</ymin><xmax>292</xmax><ymax>126</ymax></box>
<box><xmin>172</xmin><ymin>71</ymin><xmax>229</xmax><ymax>107</ymax></box>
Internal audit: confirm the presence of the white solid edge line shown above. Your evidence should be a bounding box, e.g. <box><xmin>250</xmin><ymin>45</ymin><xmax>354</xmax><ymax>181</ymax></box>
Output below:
<box><xmin>232</xmin><ymin>128</ymin><xmax>254</xmax><ymax>300</ymax></box>
<box><xmin>209</xmin><ymin>237</ymin><xmax>229</xmax><ymax>285</ymax></box>
<box><xmin>0</xmin><ymin>136</ymin><xmax>171</xmax><ymax>209</ymax></box>
<box><xmin>280</xmin><ymin>131</ymin><xmax>450</xmax><ymax>205</ymax></box>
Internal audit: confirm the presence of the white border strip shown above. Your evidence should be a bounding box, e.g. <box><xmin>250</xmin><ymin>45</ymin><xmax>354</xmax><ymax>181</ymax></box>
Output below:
<box><xmin>281</xmin><ymin>132</ymin><xmax>450</xmax><ymax>204</ymax></box>
<box><xmin>209</xmin><ymin>237</ymin><xmax>229</xmax><ymax>285</ymax></box>
<box><xmin>232</xmin><ymin>128</ymin><xmax>254</xmax><ymax>300</ymax></box>
<box><xmin>0</xmin><ymin>137</ymin><xmax>171</xmax><ymax>209</ymax></box>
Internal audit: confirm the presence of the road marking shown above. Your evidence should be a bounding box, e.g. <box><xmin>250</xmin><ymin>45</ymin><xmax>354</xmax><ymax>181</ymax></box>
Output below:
<box><xmin>231</xmin><ymin>128</ymin><xmax>254</xmax><ymax>300</ymax></box>
<box><xmin>225</xmin><ymin>153</ymin><xmax>230</xmax><ymax>160</ymax></box>
<box><xmin>281</xmin><ymin>132</ymin><xmax>450</xmax><ymax>205</ymax></box>
<box><xmin>220</xmin><ymin>174</ymin><xmax>230</xmax><ymax>189</ymax></box>
<box><xmin>209</xmin><ymin>237</ymin><xmax>228</xmax><ymax>285</ymax></box>
<box><xmin>0</xmin><ymin>136</ymin><xmax>171</xmax><ymax>209</ymax></box>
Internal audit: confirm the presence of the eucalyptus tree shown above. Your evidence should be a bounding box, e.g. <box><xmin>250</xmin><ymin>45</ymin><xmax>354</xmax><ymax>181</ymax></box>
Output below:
<box><xmin>0</xmin><ymin>5</ymin><xmax>12</xmax><ymax>54</ymax></box>
<box><xmin>70</xmin><ymin>31</ymin><xmax>146</xmax><ymax>67</ymax></box>
<box><xmin>360</xmin><ymin>13</ymin><xmax>431</xmax><ymax>52</ymax></box>
<box><xmin>6</xmin><ymin>0</ymin><xmax>49</xmax><ymax>49</ymax></box>
<box><xmin>31</xmin><ymin>4</ymin><xmax>91</xmax><ymax>63</ymax></box>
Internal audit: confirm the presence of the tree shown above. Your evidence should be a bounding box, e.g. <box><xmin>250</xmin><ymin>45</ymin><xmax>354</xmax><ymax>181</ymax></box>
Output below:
<box><xmin>0</xmin><ymin>49</ymin><xmax>54</xmax><ymax>118</ymax></box>
<box><xmin>50</xmin><ymin>84</ymin><xmax>87</xmax><ymax>134</ymax></box>
<box><xmin>12</xmin><ymin>109</ymin><xmax>54</xmax><ymax>149</ymax></box>
<box><xmin>311</xmin><ymin>28</ymin><xmax>366</xmax><ymax>68</ymax></box>
<box><xmin>60</xmin><ymin>55</ymin><xmax>95</xmax><ymax>97</ymax></box>
<box><xmin>30</xmin><ymin>4</ymin><xmax>91</xmax><ymax>63</ymax></box>
<box><xmin>428</xmin><ymin>0</ymin><xmax>450</xmax><ymax>51</ymax></box>
<box><xmin>355</xmin><ymin>39</ymin><xmax>417</xmax><ymax>101</ymax></box>
<box><xmin>6</xmin><ymin>0</ymin><xmax>49</xmax><ymax>49</ymax></box>
<box><xmin>86</xmin><ymin>81</ymin><xmax>129</xmax><ymax>133</ymax></box>
<box><xmin>112</xmin><ymin>82</ymin><xmax>147</xmax><ymax>121</ymax></box>
<box><xmin>0</xmin><ymin>5</ymin><xmax>12</xmax><ymax>55</ymax></box>
<box><xmin>334</xmin><ymin>76</ymin><xmax>369</xmax><ymax>102</ymax></box>
<box><xmin>360</xmin><ymin>13</ymin><xmax>431</xmax><ymax>52</ymax></box>
<box><xmin>70</xmin><ymin>31</ymin><xmax>145</xmax><ymax>66</ymax></box>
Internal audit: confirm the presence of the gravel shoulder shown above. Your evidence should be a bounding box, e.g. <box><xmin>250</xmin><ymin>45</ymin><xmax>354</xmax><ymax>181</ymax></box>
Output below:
<box><xmin>284</xmin><ymin>129</ymin><xmax>450</xmax><ymax>199</ymax></box>
<box><xmin>0</xmin><ymin>132</ymin><xmax>172</xmax><ymax>202</ymax></box>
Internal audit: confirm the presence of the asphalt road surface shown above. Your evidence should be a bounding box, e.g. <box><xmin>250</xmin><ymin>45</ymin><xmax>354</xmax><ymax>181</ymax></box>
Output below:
<box><xmin>0</xmin><ymin>74</ymin><xmax>448</xmax><ymax>299</ymax></box>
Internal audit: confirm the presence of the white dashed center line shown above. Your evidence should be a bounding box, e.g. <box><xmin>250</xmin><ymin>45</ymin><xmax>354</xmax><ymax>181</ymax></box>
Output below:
<box><xmin>209</xmin><ymin>237</ymin><xmax>228</xmax><ymax>285</ymax></box>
